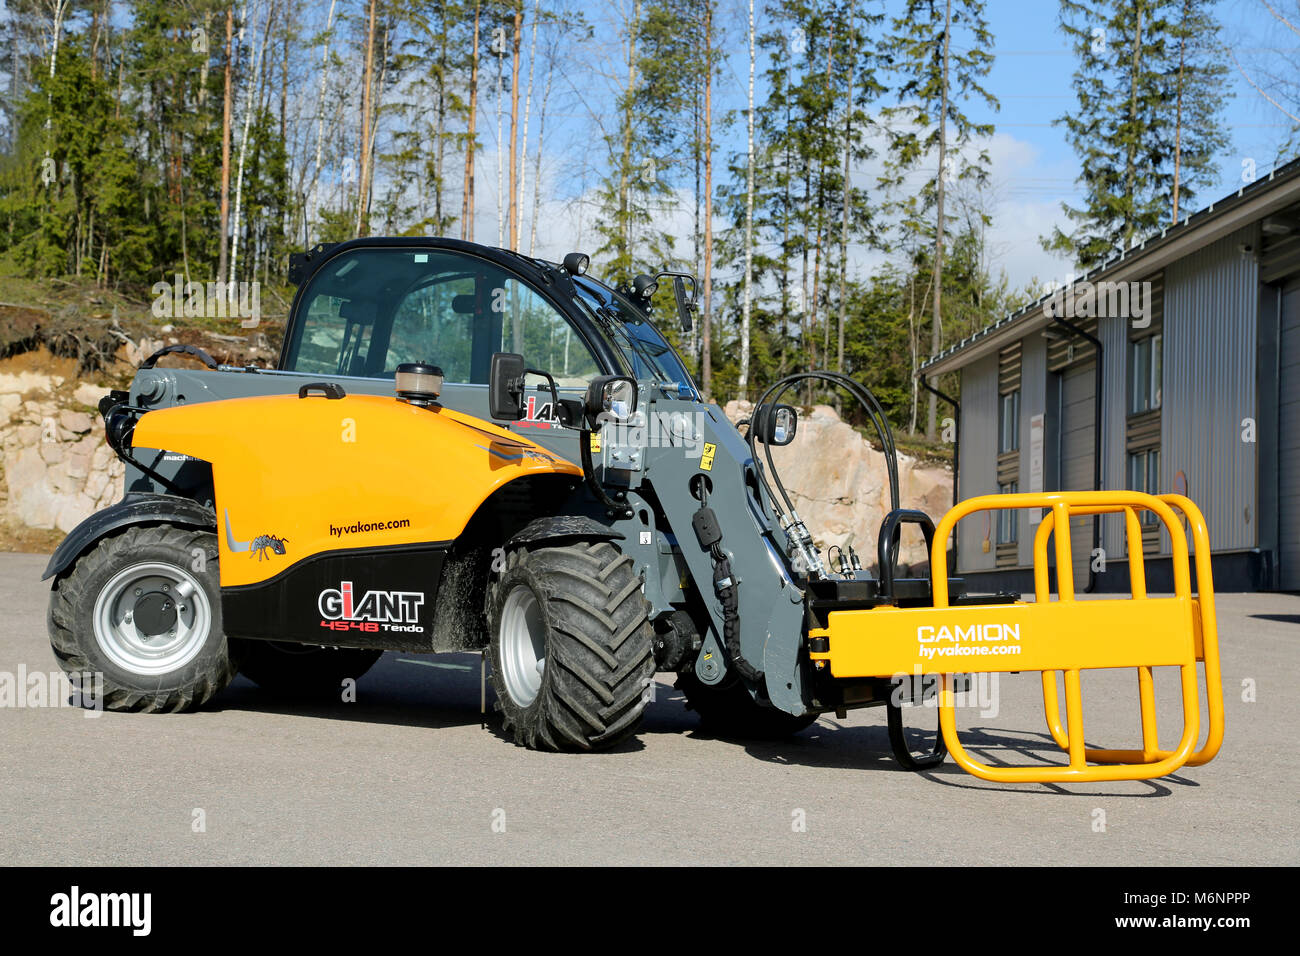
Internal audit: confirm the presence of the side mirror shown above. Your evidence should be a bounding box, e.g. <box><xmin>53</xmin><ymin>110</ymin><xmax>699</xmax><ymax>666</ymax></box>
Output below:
<box><xmin>752</xmin><ymin>403</ymin><xmax>798</xmax><ymax>445</ymax></box>
<box><xmin>488</xmin><ymin>352</ymin><xmax>526</xmax><ymax>420</ymax></box>
<box><xmin>584</xmin><ymin>375</ymin><xmax>638</xmax><ymax>428</ymax></box>
<box><xmin>672</xmin><ymin>275</ymin><xmax>693</xmax><ymax>332</ymax></box>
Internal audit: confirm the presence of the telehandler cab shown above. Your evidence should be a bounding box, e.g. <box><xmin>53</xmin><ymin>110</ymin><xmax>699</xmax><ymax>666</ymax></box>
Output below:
<box><xmin>45</xmin><ymin>238</ymin><xmax>1224</xmax><ymax>783</ymax></box>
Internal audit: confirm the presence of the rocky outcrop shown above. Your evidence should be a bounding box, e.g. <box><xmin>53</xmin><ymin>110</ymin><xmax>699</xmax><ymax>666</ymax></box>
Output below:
<box><xmin>0</xmin><ymin>372</ymin><xmax>123</xmax><ymax>534</ymax></box>
<box><xmin>724</xmin><ymin>401</ymin><xmax>953</xmax><ymax>573</ymax></box>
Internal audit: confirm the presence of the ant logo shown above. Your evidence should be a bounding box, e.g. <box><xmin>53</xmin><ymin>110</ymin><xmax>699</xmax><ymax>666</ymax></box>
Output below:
<box><xmin>224</xmin><ymin>509</ymin><xmax>290</xmax><ymax>561</ymax></box>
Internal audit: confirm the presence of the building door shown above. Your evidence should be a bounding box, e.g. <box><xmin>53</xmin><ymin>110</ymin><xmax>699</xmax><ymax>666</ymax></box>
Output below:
<box><xmin>1281</xmin><ymin>284</ymin><xmax>1300</xmax><ymax>590</ymax></box>
<box><xmin>1058</xmin><ymin>362</ymin><xmax>1096</xmax><ymax>592</ymax></box>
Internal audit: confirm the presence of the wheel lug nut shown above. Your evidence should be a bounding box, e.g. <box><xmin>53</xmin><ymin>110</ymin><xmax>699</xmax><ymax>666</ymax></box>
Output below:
<box><xmin>134</xmin><ymin>588</ymin><xmax>142</xmax><ymax>596</ymax></box>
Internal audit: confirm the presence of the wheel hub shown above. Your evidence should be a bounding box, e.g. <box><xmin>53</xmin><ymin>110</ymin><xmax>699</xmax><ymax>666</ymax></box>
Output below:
<box><xmin>132</xmin><ymin>592</ymin><xmax>177</xmax><ymax>637</ymax></box>
<box><xmin>92</xmin><ymin>562</ymin><xmax>211</xmax><ymax>676</ymax></box>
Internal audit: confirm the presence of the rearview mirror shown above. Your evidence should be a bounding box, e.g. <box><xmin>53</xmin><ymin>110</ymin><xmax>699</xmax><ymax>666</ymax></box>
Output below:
<box><xmin>488</xmin><ymin>352</ymin><xmax>526</xmax><ymax>420</ymax></box>
<box><xmin>752</xmin><ymin>403</ymin><xmax>798</xmax><ymax>446</ymax></box>
<box><xmin>673</xmin><ymin>276</ymin><xmax>693</xmax><ymax>332</ymax></box>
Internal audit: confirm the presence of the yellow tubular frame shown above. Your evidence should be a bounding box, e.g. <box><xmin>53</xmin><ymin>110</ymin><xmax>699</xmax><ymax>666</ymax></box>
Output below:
<box><xmin>1036</xmin><ymin>494</ymin><xmax>1223</xmax><ymax>767</ymax></box>
<box><xmin>927</xmin><ymin>491</ymin><xmax>1217</xmax><ymax>783</ymax></box>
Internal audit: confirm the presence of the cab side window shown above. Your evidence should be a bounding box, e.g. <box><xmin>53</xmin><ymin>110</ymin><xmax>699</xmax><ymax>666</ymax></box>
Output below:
<box><xmin>498</xmin><ymin>278</ymin><xmax>601</xmax><ymax>388</ymax></box>
<box><xmin>285</xmin><ymin>249</ymin><xmax>602</xmax><ymax>387</ymax></box>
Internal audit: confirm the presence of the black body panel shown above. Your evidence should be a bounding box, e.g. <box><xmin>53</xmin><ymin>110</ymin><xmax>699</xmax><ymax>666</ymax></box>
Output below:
<box><xmin>222</xmin><ymin>541</ymin><xmax>451</xmax><ymax>651</ymax></box>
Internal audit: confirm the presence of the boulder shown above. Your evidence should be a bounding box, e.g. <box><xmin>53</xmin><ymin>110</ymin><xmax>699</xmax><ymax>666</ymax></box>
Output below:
<box><xmin>723</xmin><ymin>400</ymin><xmax>953</xmax><ymax>571</ymax></box>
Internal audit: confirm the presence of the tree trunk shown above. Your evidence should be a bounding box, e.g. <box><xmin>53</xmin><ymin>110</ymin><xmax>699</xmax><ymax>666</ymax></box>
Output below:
<box><xmin>837</xmin><ymin>17</ymin><xmax>856</xmax><ymax>382</ymax></box>
<box><xmin>618</xmin><ymin>1</ymin><xmax>642</xmax><ymax>274</ymax></box>
<box><xmin>1172</xmin><ymin>2</ymin><xmax>1186</xmax><ymax>225</ymax></box>
<box><xmin>197</xmin><ymin>10</ymin><xmax>210</xmax><ymax>105</ymax></box>
<box><xmin>529</xmin><ymin>43</ymin><xmax>554</xmax><ymax>256</ymax></box>
<box><xmin>356</xmin><ymin>0</ymin><xmax>378</xmax><ymax>237</ymax></box>
<box><xmin>309</xmin><ymin>0</ymin><xmax>339</xmax><ymax>246</ymax></box>
<box><xmin>927</xmin><ymin>0</ymin><xmax>953</xmax><ymax>441</ymax></box>
<box><xmin>507</xmin><ymin>5</ymin><xmax>523</xmax><ymax>250</ymax></box>
<box><xmin>217</xmin><ymin>4</ymin><xmax>235</xmax><ymax>286</ymax></box>
<box><xmin>1124</xmin><ymin>4</ymin><xmax>1144</xmax><ymax>249</ymax></box>
<box><xmin>434</xmin><ymin>11</ymin><xmax>450</xmax><ymax>230</ymax></box>
<box><xmin>230</xmin><ymin>0</ymin><xmax>273</xmax><ymax>287</ymax></box>
<box><xmin>517</xmin><ymin>0</ymin><xmax>540</xmax><ymax>249</ymax></box>
<box><xmin>496</xmin><ymin>19</ymin><xmax>504</xmax><ymax>247</ymax></box>
<box><xmin>463</xmin><ymin>2</ymin><xmax>480</xmax><ymax>241</ymax></box>
<box><xmin>738</xmin><ymin>0</ymin><xmax>754</xmax><ymax>398</ymax></box>
<box><xmin>704</xmin><ymin>1</ymin><xmax>718</xmax><ymax>398</ymax></box>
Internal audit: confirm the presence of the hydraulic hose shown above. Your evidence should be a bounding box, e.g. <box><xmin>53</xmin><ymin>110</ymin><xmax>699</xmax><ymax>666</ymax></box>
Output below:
<box><xmin>747</xmin><ymin>371</ymin><xmax>902</xmax><ymax>575</ymax></box>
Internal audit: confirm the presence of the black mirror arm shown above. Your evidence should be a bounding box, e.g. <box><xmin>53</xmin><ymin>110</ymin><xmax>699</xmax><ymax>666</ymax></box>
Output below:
<box><xmin>523</xmin><ymin>368</ymin><xmax>561</xmax><ymax>421</ymax></box>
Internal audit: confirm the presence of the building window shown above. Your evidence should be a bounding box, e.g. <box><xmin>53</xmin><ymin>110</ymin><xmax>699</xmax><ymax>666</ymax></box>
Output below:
<box><xmin>997</xmin><ymin>481</ymin><xmax>1019</xmax><ymax>544</ymax></box>
<box><xmin>1127</xmin><ymin>449</ymin><xmax>1160</xmax><ymax>523</ymax></box>
<box><xmin>999</xmin><ymin>390</ymin><xmax>1020</xmax><ymax>453</ymax></box>
<box><xmin>1129</xmin><ymin>333</ymin><xmax>1162</xmax><ymax>414</ymax></box>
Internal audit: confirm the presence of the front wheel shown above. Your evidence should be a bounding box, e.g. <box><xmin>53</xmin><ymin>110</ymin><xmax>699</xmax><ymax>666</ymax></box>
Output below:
<box><xmin>487</xmin><ymin>540</ymin><xmax>654</xmax><ymax>751</ymax></box>
<box><xmin>47</xmin><ymin>524</ymin><xmax>238</xmax><ymax>712</ymax></box>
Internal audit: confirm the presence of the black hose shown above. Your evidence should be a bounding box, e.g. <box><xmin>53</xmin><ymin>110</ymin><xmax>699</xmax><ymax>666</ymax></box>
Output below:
<box><xmin>748</xmin><ymin>371</ymin><xmax>902</xmax><ymax>538</ymax></box>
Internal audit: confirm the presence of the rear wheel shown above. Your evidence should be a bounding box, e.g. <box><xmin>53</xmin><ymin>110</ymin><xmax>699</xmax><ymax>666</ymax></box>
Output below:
<box><xmin>677</xmin><ymin>672</ymin><xmax>818</xmax><ymax>739</ymax></box>
<box><xmin>47</xmin><ymin>524</ymin><xmax>238</xmax><ymax>712</ymax></box>
<box><xmin>235</xmin><ymin>641</ymin><xmax>383</xmax><ymax>696</ymax></box>
<box><xmin>487</xmin><ymin>540</ymin><xmax>654</xmax><ymax>751</ymax></box>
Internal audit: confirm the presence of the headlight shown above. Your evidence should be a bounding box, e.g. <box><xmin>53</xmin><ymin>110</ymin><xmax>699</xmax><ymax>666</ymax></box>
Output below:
<box><xmin>584</xmin><ymin>375</ymin><xmax>638</xmax><ymax>427</ymax></box>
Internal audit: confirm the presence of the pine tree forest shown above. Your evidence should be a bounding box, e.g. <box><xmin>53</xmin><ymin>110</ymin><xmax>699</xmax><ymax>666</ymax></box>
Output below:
<box><xmin>0</xmin><ymin>0</ymin><xmax>1264</xmax><ymax>443</ymax></box>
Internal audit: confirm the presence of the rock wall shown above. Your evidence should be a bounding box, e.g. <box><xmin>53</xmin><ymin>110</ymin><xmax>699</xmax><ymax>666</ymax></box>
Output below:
<box><xmin>724</xmin><ymin>401</ymin><xmax>953</xmax><ymax>572</ymax></box>
<box><xmin>0</xmin><ymin>374</ymin><xmax>123</xmax><ymax>534</ymax></box>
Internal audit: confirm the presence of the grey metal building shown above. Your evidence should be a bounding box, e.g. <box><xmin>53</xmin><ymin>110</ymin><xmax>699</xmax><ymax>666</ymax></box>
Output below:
<box><xmin>921</xmin><ymin>158</ymin><xmax>1300</xmax><ymax>592</ymax></box>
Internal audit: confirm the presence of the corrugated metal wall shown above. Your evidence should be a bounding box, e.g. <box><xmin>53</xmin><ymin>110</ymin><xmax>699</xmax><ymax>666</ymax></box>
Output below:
<box><xmin>1279</xmin><ymin>283</ymin><xmax>1300</xmax><ymax>588</ymax></box>
<box><xmin>958</xmin><ymin>352</ymin><xmax>999</xmax><ymax>571</ymax></box>
<box><xmin>1161</xmin><ymin>224</ymin><xmax>1260</xmax><ymax>552</ymax></box>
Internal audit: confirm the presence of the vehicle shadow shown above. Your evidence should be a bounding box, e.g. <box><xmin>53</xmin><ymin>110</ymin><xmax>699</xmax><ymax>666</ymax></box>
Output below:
<box><xmin>208</xmin><ymin>656</ymin><xmax>1189</xmax><ymax>792</ymax></box>
<box><xmin>741</xmin><ymin>720</ymin><xmax>1186</xmax><ymax>796</ymax></box>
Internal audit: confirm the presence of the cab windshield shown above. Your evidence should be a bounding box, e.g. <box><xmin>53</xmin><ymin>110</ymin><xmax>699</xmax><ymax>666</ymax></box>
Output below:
<box><xmin>571</xmin><ymin>278</ymin><xmax>698</xmax><ymax>396</ymax></box>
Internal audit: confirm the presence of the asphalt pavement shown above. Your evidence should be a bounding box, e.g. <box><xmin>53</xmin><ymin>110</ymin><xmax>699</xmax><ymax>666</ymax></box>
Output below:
<box><xmin>1</xmin><ymin>552</ymin><xmax>1295</xmax><ymax>866</ymax></box>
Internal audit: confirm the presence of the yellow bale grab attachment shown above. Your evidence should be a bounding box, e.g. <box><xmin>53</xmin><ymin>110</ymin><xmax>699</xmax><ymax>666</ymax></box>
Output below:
<box><xmin>808</xmin><ymin>491</ymin><xmax>1224</xmax><ymax>784</ymax></box>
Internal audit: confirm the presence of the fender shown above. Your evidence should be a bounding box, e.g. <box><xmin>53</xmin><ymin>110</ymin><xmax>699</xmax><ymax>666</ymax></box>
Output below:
<box><xmin>505</xmin><ymin>515</ymin><xmax>625</xmax><ymax>551</ymax></box>
<box><xmin>42</xmin><ymin>493</ymin><xmax>217</xmax><ymax>581</ymax></box>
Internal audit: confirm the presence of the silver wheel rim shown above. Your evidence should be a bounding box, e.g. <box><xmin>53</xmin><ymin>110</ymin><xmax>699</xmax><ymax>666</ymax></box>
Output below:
<box><xmin>92</xmin><ymin>562</ymin><xmax>212</xmax><ymax>676</ymax></box>
<box><xmin>499</xmin><ymin>585</ymin><xmax>546</xmax><ymax>707</ymax></box>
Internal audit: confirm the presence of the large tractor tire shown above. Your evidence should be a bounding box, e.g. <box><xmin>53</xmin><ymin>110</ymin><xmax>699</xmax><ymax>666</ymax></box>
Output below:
<box><xmin>234</xmin><ymin>641</ymin><xmax>383</xmax><ymax>697</ymax></box>
<box><xmin>677</xmin><ymin>672</ymin><xmax>818</xmax><ymax>739</ymax></box>
<box><xmin>47</xmin><ymin>524</ymin><xmax>238</xmax><ymax>712</ymax></box>
<box><xmin>487</xmin><ymin>540</ymin><xmax>654</xmax><ymax>751</ymax></box>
